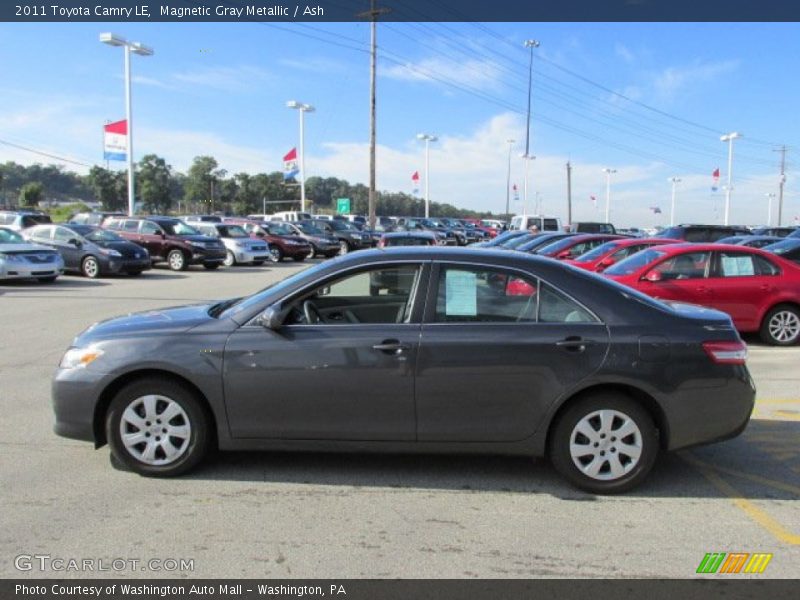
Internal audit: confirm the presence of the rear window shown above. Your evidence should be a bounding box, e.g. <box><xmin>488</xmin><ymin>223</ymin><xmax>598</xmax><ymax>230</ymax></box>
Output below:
<box><xmin>383</xmin><ymin>236</ymin><xmax>433</xmax><ymax>247</ymax></box>
<box><xmin>575</xmin><ymin>241</ymin><xmax>620</xmax><ymax>262</ymax></box>
<box><xmin>21</xmin><ymin>214</ymin><xmax>51</xmax><ymax>228</ymax></box>
<box><xmin>605</xmin><ymin>248</ymin><xmax>668</xmax><ymax>276</ymax></box>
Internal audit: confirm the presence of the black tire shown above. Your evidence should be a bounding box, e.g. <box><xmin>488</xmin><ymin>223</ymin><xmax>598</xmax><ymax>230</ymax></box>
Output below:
<box><xmin>759</xmin><ymin>304</ymin><xmax>800</xmax><ymax>346</ymax></box>
<box><xmin>105</xmin><ymin>377</ymin><xmax>212</xmax><ymax>477</ymax></box>
<box><xmin>549</xmin><ymin>393</ymin><xmax>658</xmax><ymax>494</ymax></box>
<box><xmin>81</xmin><ymin>256</ymin><xmax>101</xmax><ymax>279</ymax></box>
<box><xmin>203</xmin><ymin>263</ymin><xmax>220</xmax><ymax>270</ymax></box>
<box><xmin>167</xmin><ymin>249</ymin><xmax>187</xmax><ymax>271</ymax></box>
<box><xmin>37</xmin><ymin>276</ymin><xmax>58</xmax><ymax>283</ymax></box>
<box><xmin>270</xmin><ymin>247</ymin><xmax>284</xmax><ymax>262</ymax></box>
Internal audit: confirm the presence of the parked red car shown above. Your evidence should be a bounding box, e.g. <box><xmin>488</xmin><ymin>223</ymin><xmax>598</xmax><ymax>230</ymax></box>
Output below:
<box><xmin>535</xmin><ymin>234</ymin><xmax>625</xmax><ymax>260</ymax></box>
<box><xmin>566</xmin><ymin>238</ymin><xmax>677</xmax><ymax>272</ymax></box>
<box><xmin>604</xmin><ymin>243</ymin><xmax>800</xmax><ymax>345</ymax></box>
<box><xmin>223</xmin><ymin>218</ymin><xmax>313</xmax><ymax>262</ymax></box>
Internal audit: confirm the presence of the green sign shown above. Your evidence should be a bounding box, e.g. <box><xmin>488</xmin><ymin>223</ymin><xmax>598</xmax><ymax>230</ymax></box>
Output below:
<box><xmin>336</xmin><ymin>198</ymin><xmax>351</xmax><ymax>214</ymax></box>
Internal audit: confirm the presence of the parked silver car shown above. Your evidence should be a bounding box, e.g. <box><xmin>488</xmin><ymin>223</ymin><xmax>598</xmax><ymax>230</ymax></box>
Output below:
<box><xmin>0</xmin><ymin>226</ymin><xmax>64</xmax><ymax>282</ymax></box>
<box><xmin>195</xmin><ymin>223</ymin><xmax>273</xmax><ymax>266</ymax></box>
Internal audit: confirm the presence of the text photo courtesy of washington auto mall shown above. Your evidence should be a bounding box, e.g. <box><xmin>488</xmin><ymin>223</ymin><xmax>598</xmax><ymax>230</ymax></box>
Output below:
<box><xmin>1</xmin><ymin>1</ymin><xmax>799</xmax><ymax>598</ymax></box>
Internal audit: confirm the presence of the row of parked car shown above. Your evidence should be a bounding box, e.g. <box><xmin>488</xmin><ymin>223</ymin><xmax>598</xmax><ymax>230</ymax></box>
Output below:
<box><xmin>466</xmin><ymin>225</ymin><xmax>800</xmax><ymax>346</ymax></box>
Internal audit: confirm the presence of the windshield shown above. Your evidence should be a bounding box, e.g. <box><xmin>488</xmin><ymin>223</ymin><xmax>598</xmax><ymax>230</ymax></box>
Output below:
<box><xmin>421</xmin><ymin>219</ymin><xmax>444</xmax><ymax>228</ymax></box>
<box><xmin>605</xmin><ymin>248</ymin><xmax>667</xmax><ymax>275</ymax></box>
<box><xmin>575</xmin><ymin>241</ymin><xmax>620</xmax><ymax>262</ymax></box>
<box><xmin>84</xmin><ymin>228</ymin><xmax>123</xmax><ymax>242</ymax></box>
<box><xmin>266</xmin><ymin>222</ymin><xmax>295</xmax><ymax>236</ymax></box>
<box><xmin>329</xmin><ymin>220</ymin><xmax>358</xmax><ymax>231</ymax></box>
<box><xmin>218</xmin><ymin>225</ymin><xmax>248</xmax><ymax>238</ymax></box>
<box><xmin>535</xmin><ymin>237</ymin><xmax>579</xmax><ymax>255</ymax></box>
<box><xmin>0</xmin><ymin>228</ymin><xmax>24</xmax><ymax>244</ymax></box>
<box><xmin>161</xmin><ymin>221</ymin><xmax>201</xmax><ymax>236</ymax></box>
<box><xmin>296</xmin><ymin>223</ymin><xmax>324</xmax><ymax>235</ymax></box>
<box><xmin>764</xmin><ymin>239</ymin><xmax>800</xmax><ymax>254</ymax></box>
<box><xmin>503</xmin><ymin>233</ymin><xmax>537</xmax><ymax>249</ymax></box>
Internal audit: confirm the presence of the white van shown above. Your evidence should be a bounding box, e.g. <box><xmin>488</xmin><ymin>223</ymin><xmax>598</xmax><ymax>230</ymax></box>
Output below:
<box><xmin>509</xmin><ymin>214</ymin><xmax>562</xmax><ymax>232</ymax></box>
<box><xmin>272</xmin><ymin>211</ymin><xmax>313</xmax><ymax>222</ymax></box>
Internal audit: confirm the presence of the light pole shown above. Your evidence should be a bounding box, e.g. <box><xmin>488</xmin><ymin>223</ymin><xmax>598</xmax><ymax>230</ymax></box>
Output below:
<box><xmin>602</xmin><ymin>168</ymin><xmax>617</xmax><ymax>223</ymax></box>
<box><xmin>520</xmin><ymin>153</ymin><xmax>535</xmax><ymax>215</ymax></box>
<box><xmin>287</xmin><ymin>100</ymin><xmax>315</xmax><ymax>213</ymax></box>
<box><xmin>766</xmin><ymin>192</ymin><xmax>776</xmax><ymax>226</ymax></box>
<box><xmin>668</xmin><ymin>177</ymin><xmax>681</xmax><ymax>226</ymax></box>
<box><xmin>505</xmin><ymin>139</ymin><xmax>515</xmax><ymax>219</ymax></box>
<box><xmin>100</xmin><ymin>33</ymin><xmax>153</xmax><ymax>217</ymax></box>
<box><xmin>523</xmin><ymin>39</ymin><xmax>540</xmax><ymax>160</ymax></box>
<box><xmin>416</xmin><ymin>133</ymin><xmax>437</xmax><ymax>218</ymax></box>
<box><xmin>720</xmin><ymin>132</ymin><xmax>742</xmax><ymax>225</ymax></box>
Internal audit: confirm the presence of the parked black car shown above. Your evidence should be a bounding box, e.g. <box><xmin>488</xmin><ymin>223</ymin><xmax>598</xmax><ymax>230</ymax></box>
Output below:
<box><xmin>25</xmin><ymin>223</ymin><xmax>151</xmax><ymax>278</ymax></box>
<box><xmin>716</xmin><ymin>235</ymin><xmax>784</xmax><ymax>249</ymax></box>
<box><xmin>287</xmin><ymin>221</ymin><xmax>341</xmax><ymax>258</ymax></box>
<box><xmin>53</xmin><ymin>247</ymin><xmax>754</xmax><ymax>493</ymax></box>
<box><xmin>304</xmin><ymin>218</ymin><xmax>371</xmax><ymax>254</ymax></box>
<box><xmin>659</xmin><ymin>224</ymin><xmax>752</xmax><ymax>242</ymax></box>
<box><xmin>763</xmin><ymin>238</ymin><xmax>800</xmax><ymax>265</ymax></box>
<box><xmin>750</xmin><ymin>226</ymin><xmax>797</xmax><ymax>238</ymax></box>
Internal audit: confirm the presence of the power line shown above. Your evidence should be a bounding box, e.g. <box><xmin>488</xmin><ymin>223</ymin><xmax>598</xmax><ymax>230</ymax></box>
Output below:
<box><xmin>0</xmin><ymin>137</ymin><xmax>95</xmax><ymax>168</ymax></box>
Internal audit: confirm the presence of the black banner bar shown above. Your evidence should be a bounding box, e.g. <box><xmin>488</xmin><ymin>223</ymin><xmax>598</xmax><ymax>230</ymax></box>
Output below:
<box><xmin>2</xmin><ymin>0</ymin><xmax>800</xmax><ymax>23</ymax></box>
<box><xmin>3</xmin><ymin>579</ymin><xmax>797</xmax><ymax>600</ymax></box>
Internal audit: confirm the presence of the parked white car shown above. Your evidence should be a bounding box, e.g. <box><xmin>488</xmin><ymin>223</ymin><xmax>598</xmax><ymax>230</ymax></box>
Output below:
<box><xmin>0</xmin><ymin>226</ymin><xmax>64</xmax><ymax>282</ymax></box>
<box><xmin>194</xmin><ymin>223</ymin><xmax>273</xmax><ymax>266</ymax></box>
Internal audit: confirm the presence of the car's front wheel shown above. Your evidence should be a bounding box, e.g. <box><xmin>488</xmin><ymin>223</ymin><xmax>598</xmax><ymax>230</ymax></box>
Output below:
<box><xmin>549</xmin><ymin>393</ymin><xmax>658</xmax><ymax>494</ymax></box>
<box><xmin>81</xmin><ymin>256</ymin><xmax>100</xmax><ymax>278</ymax></box>
<box><xmin>106</xmin><ymin>377</ymin><xmax>212</xmax><ymax>477</ymax></box>
<box><xmin>167</xmin><ymin>249</ymin><xmax>187</xmax><ymax>271</ymax></box>
<box><xmin>760</xmin><ymin>304</ymin><xmax>800</xmax><ymax>346</ymax></box>
<box><xmin>338</xmin><ymin>240</ymin><xmax>350</xmax><ymax>255</ymax></box>
<box><xmin>223</xmin><ymin>250</ymin><xmax>236</xmax><ymax>267</ymax></box>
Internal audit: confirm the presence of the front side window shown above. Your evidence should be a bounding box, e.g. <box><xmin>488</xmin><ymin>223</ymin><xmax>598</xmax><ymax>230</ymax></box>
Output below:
<box><xmin>123</xmin><ymin>220</ymin><xmax>140</xmax><ymax>232</ymax></box>
<box><xmin>54</xmin><ymin>227</ymin><xmax>76</xmax><ymax>242</ymax></box>
<box><xmin>29</xmin><ymin>226</ymin><xmax>52</xmax><ymax>241</ymax></box>
<box><xmin>653</xmin><ymin>251</ymin><xmax>711</xmax><ymax>280</ymax></box>
<box><xmin>282</xmin><ymin>264</ymin><xmax>423</xmax><ymax>325</ymax></box>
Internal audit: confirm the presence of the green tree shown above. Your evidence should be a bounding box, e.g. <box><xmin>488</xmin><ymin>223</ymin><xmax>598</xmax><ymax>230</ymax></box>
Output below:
<box><xmin>86</xmin><ymin>166</ymin><xmax>125</xmax><ymax>211</ymax></box>
<box><xmin>184</xmin><ymin>156</ymin><xmax>226</xmax><ymax>213</ymax></box>
<box><xmin>18</xmin><ymin>182</ymin><xmax>44</xmax><ymax>207</ymax></box>
<box><xmin>138</xmin><ymin>154</ymin><xmax>173</xmax><ymax>214</ymax></box>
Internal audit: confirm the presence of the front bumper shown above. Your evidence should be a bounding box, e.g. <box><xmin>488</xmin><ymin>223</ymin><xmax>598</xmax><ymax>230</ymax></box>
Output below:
<box><xmin>235</xmin><ymin>247</ymin><xmax>271</xmax><ymax>263</ymax></box>
<box><xmin>52</xmin><ymin>367</ymin><xmax>109</xmax><ymax>444</ymax></box>
<box><xmin>0</xmin><ymin>260</ymin><xmax>64</xmax><ymax>279</ymax></box>
<box><xmin>189</xmin><ymin>248</ymin><xmax>227</xmax><ymax>265</ymax></box>
<box><xmin>105</xmin><ymin>257</ymin><xmax>153</xmax><ymax>274</ymax></box>
<box><xmin>281</xmin><ymin>243</ymin><xmax>313</xmax><ymax>258</ymax></box>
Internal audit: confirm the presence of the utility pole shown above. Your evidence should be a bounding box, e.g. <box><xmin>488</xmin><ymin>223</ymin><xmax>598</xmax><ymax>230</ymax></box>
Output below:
<box><xmin>358</xmin><ymin>0</ymin><xmax>390</xmax><ymax>229</ymax></box>
<box><xmin>504</xmin><ymin>139</ymin><xmax>515</xmax><ymax>219</ymax></box>
<box><xmin>566</xmin><ymin>161</ymin><xmax>572</xmax><ymax>227</ymax></box>
<box><xmin>720</xmin><ymin>132</ymin><xmax>741</xmax><ymax>226</ymax></box>
<box><xmin>775</xmin><ymin>145</ymin><xmax>787</xmax><ymax>226</ymax></box>
<box><xmin>668</xmin><ymin>177</ymin><xmax>681</xmax><ymax>226</ymax></box>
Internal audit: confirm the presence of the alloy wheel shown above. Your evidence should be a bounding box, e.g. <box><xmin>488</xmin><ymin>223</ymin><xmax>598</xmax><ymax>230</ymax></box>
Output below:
<box><xmin>768</xmin><ymin>310</ymin><xmax>800</xmax><ymax>344</ymax></box>
<box><xmin>82</xmin><ymin>257</ymin><xmax>99</xmax><ymax>278</ymax></box>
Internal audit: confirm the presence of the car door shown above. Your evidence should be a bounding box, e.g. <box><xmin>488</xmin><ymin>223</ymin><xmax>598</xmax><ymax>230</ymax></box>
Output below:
<box><xmin>223</xmin><ymin>262</ymin><xmax>428</xmax><ymax>440</ymax></box>
<box><xmin>137</xmin><ymin>220</ymin><xmax>165</xmax><ymax>258</ymax></box>
<box><xmin>414</xmin><ymin>262</ymin><xmax>610</xmax><ymax>442</ymax></box>
<box><xmin>52</xmin><ymin>226</ymin><xmax>83</xmax><ymax>270</ymax></box>
<box><xmin>706</xmin><ymin>250</ymin><xmax>779</xmax><ymax>330</ymax></box>
<box><xmin>637</xmin><ymin>250</ymin><xmax>713</xmax><ymax>306</ymax></box>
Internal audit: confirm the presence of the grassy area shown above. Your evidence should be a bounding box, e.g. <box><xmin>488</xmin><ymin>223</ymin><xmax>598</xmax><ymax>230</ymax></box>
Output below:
<box><xmin>45</xmin><ymin>203</ymin><xmax>90</xmax><ymax>223</ymax></box>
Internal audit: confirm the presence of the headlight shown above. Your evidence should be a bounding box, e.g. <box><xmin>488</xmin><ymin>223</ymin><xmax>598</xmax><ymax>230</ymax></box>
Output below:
<box><xmin>59</xmin><ymin>347</ymin><xmax>104</xmax><ymax>369</ymax></box>
<box><xmin>0</xmin><ymin>253</ymin><xmax>24</xmax><ymax>263</ymax></box>
<box><xmin>234</xmin><ymin>241</ymin><xmax>247</xmax><ymax>247</ymax></box>
<box><xmin>100</xmin><ymin>248</ymin><xmax>122</xmax><ymax>257</ymax></box>
<box><xmin>188</xmin><ymin>241</ymin><xmax>205</xmax><ymax>248</ymax></box>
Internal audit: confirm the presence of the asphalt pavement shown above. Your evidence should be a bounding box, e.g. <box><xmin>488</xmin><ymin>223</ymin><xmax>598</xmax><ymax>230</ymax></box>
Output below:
<box><xmin>1</xmin><ymin>262</ymin><xmax>798</xmax><ymax>578</ymax></box>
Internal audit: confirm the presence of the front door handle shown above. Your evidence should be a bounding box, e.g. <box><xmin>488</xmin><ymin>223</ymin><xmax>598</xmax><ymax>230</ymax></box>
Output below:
<box><xmin>372</xmin><ymin>340</ymin><xmax>409</xmax><ymax>355</ymax></box>
<box><xmin>556</xmin><ymin>337</ymin><xmax>595</xmax><ymax>353</ymax></box>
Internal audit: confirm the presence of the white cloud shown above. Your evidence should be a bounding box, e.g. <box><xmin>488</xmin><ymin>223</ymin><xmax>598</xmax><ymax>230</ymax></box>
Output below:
<box><xmin>653</xmin><ymin>59</ymin><xmax>739</xmax><ymax>100</ymax></box>
<box><xmin>277</xmin><ymin>57</ymin><xmax>347</xmax><ymax>74</ymax></box>
<box><xmin>172</xmin><ymin>65</ymin><xmax>272</xmax><ymax>92</ymax></box>
<box><xmin>615</xmin><ymin>43</ymin><xmax>636</xmax><ymax>64</ymax></box>
<box><xmin>380</xmin><ymin>55</ymin><xmax>505</xmax><ymax>91</ymax></box>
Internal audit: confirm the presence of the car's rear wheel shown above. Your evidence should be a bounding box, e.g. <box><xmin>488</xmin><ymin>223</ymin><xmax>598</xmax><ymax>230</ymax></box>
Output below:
<box><xmin>549</xmin><ymin>393</ymin><xmax>658</xmax><ymax>494</ymax></box>
<box><xmin>167</xmin><ymin>249</ymin><xmax>187</xmax><ymax>271</ymax></box>
<box><xmin>106</xmin><ymin>377</ymin><xmax>212</xmax><ymax>477</ymax></box>
<box><xmin>338</xmin><ymin>240</ymin><xmax>350</xmax><ymax>255</ymax></box>
<box><xmin>269</xmin><ymin>247</ymin><xmax>283</xmax><ymax>262</ymax></box>
<box><xmin>223</xmin><ymin>250</ymin><xmax>236</xmax><ymax>267</ymax></box>
<box><xmin>760</xmin><ymin>304</ymin><xmax>800</xmax><ymax>346</ymax></box>
<box><xmin>81</xmin><ymin>256</ymin><xmax>100</xmax><ymax>279</ymax></box>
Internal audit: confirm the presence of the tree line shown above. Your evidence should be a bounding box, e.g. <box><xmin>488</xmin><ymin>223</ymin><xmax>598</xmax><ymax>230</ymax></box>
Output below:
<box><xmin>0</xmin><ymin>155</ymin><xmax>500</xmax><ymax>219</ymax></box>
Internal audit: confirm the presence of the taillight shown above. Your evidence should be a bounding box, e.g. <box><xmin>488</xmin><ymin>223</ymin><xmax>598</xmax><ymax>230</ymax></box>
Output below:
<box><xmin>377</xmin><ymin>240</ymin><xmax>385</xmax><ymax>248</ymax></box>
<box><xmin>702</xmin><ymin>340</ymin><xmax>747</xmax><ymax>365</ymax></box>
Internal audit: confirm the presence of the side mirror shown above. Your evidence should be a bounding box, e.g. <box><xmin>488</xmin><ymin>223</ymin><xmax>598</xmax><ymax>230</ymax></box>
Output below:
<box><xmin>644</xmin><ymin>270</ymin><xmax>662</xmax><ymax>282</ymax></box>
<box><xmin>598</xmin><ymin>257</ymin><xmax>615</xmax><ymax>268</ymax></box>
<box><xmin>260</xmin><ymin>304</ymin><xmax>286</xmax><ymax>330</ymax></box>
<box><xmin>557</xmin><ymin>250</ymin><xmax>572</xmax><ymax>259</ymax></box>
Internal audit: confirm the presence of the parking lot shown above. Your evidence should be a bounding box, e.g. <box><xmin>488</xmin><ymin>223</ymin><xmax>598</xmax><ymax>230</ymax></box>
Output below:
<box><xmin>1</xmin><ymin>262</ymin><xmax>798</xmax><ymax>578</ymax></box>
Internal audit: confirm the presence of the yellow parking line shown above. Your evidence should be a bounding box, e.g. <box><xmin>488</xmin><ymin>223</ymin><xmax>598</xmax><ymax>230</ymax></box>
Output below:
<box><xmin>682</xmin><ymin>457</ymin><xmax>800</xmax><ymax>546</ymax></box>
<box><xmin>681</xmin><ymin>454</ymin><xmax>800</xmax><ymax>496</ymax></box>
<box><xmin>756</xmin><ymin>399</ymin><xmax>800</xmax><ymax>405</ymax></box>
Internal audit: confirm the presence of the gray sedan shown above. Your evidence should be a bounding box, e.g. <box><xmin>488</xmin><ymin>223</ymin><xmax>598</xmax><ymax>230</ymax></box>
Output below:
<box><xmin>52</xmin><ymin>248</ymin><xmax>755</xmax><ymax>493</ymax></box>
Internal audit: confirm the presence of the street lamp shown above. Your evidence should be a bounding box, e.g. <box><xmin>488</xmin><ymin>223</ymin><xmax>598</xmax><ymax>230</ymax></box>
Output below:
<box><xmin>100</xmin><ymin>33</ymin><xmax>153</xmax><ymax>217</ymax></box>
<box><xmin>523</xmin><ymin>39</ymin><xmax>540</xmax><ymax>160</ymax></box>
<box><xmin>668</xmin><ymin>177</ymin><xmax>681</xmax><ymax>226</ymax></box>
<box><xmin>505</xmin><ymin>139</ymin><xmax>515</xmax><ymax>219</ymax></box>
<box><xmin>416</xmin><ymin>133</ymin><xmax>437</xmax><ymax>218</ymax></box>
<box><xmin>286</xmin><ymin>100</ymin><xmax>315</xmax><ymax>213</ymax></box>
<box><xmin>602</xmin><ymin>168</ymin><xmax>617</xmax><ymax>223</ymax></box>
<box><xmin>520</xmin><ymin>153</ymin><xmax>535</xmax><ymax>215</ymax></box>
<box><xmin>766</xmin><ymin>192</ymin><xmax>776</xmax><ymax>226</ymax></box>
<box><xmin>720</xmin><ymin>132</ymin><xmax>742</xmax><ymax>225</ymax></box>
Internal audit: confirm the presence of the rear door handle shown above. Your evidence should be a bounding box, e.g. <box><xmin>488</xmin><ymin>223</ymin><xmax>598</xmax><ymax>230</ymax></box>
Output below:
<box><xmin>556</xmin><ymin>337</ymin><xmax>595</xmax><ymax>352</ymax></box>
<box><xmin>372</xmin><ymin>340</ymin><xmax>410</xmax><ymax>354</ymax></box>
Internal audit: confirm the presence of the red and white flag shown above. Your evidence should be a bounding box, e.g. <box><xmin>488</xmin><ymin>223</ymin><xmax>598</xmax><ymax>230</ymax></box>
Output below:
<box><xmin>411</xmin><ymin>171</ymin><xmax>420</xmax><ymax>195</ymax></box>
<box><xmin>103</xmin><ymin>119</ymin><xmax>127</xmax><ymax>161</ymax></box>
<box><xmin>712</xmin><ymin>168</ymin><xmax>720</xmax><ymax>191</ymax></box>
<box><xmin>283</xmin><ymin>148</ymin><xmax>299</xmax><ymax>181</ymax></box>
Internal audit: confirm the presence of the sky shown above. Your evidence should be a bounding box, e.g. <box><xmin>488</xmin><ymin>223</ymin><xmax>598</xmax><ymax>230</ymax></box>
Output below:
<box><xmin>1</xmin><ymin>21</ymin><xmax>799</xmax><ymax>227</ymax></box>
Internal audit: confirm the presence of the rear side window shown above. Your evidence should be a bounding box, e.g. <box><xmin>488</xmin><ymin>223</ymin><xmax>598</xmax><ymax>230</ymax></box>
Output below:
<box><xmin>123</xmin><ymin>220</ymin><xmax>140</xmax><ymax>232</ymax></box>
<box><xmin>542</xmin><ymin>219</ymin><xmax>559</xmax><ymax>231</ymax></box>
<box><xmin>714</xmin><ymin>252</ymin><xmax>779</xmax><ymax>277</ymax></box>
<box><xmin>30</xmin><ymin>226</ymin><xmax>52</xmax><ymax>241</ymax></box>
<box><xmin>683</xmin><ymin>228</ymin><xmax>709</xmax><ymax>243</ymax></box>
<box><xmin>0</xmin><ymin>214</ymin><xmax>15</xmax><ymax>225</ymax></box>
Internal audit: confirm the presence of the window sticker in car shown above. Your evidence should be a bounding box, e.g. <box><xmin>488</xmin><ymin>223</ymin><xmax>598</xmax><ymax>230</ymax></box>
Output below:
<box><xmin>445</xmin><ymin>270</ymin><xmax>477</xmax><ymax>316</ymax></box>
<box><xmin>721</xmin><ymin>255</ymin><xmax>754</xmax><ymax>277</ymax></box>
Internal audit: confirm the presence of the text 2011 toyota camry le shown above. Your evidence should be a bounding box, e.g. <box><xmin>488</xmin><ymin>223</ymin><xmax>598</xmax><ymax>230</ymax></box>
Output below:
<box><xmin>52</xmin><ymin>247</ymin><xmax>755</xmax><ymax>493</ymax></box>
